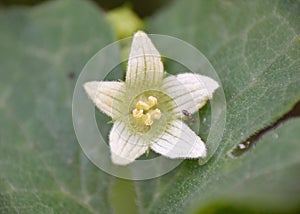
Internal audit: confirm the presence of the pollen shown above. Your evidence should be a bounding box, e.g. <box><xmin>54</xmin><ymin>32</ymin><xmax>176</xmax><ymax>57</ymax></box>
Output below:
<box><xmin>132</xmin><ymin>108</ymin><xmax>143</xmax><ymax>118</ymax></box>
<box><xmin>151</xmin><ymin>108</ymin><xmax>161</xmax><ymax>120</ymax></box>
<box><xmin>144</xmin><ymin>113</ymin><xmax>153</xmax><ymax>126</ymax></box>
<box><xmin>132</xmin><ymin>96</ymin><xmax>161</xmax><ymax>126</ymax></box>
<box><xmin>147</xmin><ymin>96</ymin><xmax>157</xmax><ymax>106</ymax></box>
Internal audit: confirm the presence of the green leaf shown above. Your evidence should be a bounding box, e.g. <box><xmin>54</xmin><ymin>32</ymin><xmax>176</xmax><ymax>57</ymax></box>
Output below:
<box><xmin>0</xmin><ymin>0</ymin><xmax>119</xmax><ymax>213</ymax></box>
<box><xmin>190</xmin><ymin>118</ymin><xmax>300</xmax><ymax>214</ymax></box>
<box><xmin>137</xmin><ymin>0</ymin><xmax>300</xmax><ymax>213</ymax></box>
<box><xmin>147</xmin><ymin>0</ymin><xmax>300</xmax><ymax>150</ymax></box>
<box><xmin>137</xmin><ymin>118</ymin><xmax>300</xmax><ymax>214</ymax></box>
<box><xmin>1</xmin><ymin>0</ymin><xmax>300</xmax><ymax>213</ymax></box>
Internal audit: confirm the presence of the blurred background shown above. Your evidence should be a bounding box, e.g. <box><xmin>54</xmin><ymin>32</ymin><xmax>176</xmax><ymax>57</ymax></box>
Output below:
<box><xmin>0</xmin><ymin>0</ymin><xmax>299</xmax><ymax>214</ymax></box>
<box><xmin>0</xmin><ymin>0</ymin><xmax>173</xmax><ymax>17</ymax></box>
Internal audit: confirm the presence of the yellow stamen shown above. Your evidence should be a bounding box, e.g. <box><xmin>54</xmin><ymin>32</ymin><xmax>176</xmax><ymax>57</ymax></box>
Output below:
<box><xmin>144</xmin><ymin>113</ymin><xmax>153</xmax><ymax>126</ymax></box>
<box><xmin>147</xmin><ymin>96</ymin><xmax>157</xmax><ymax>106</ymax></box>
<box><xmin>132</xmin><ymin>108</ymin><xmax>143</xmax><ymax>118</ymax></box>
<box><xmin>132</xmin><ymin>96</ymin><xmax>161</xmax><ymax>126</ymax></box>
<box><xmin>136</xmin><ymin>101</ymin><xmax>150</xmax><ymax>110</ymax></box>
<box><xmin>151</xmin><ymin>108</ymin><xmax>161</xmax><ymax>120</ymax></box>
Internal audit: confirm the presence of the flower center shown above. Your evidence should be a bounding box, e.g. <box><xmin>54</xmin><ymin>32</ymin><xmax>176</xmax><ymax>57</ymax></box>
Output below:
<box><xmin>128</xmin><ymin>90</ymin><xmax>174</xmax><ymax>134</ymax></box>
<box><xmin>132</xmin><ymin>96</ymin><xmax>161</xmax><ymax>126</ymax></box>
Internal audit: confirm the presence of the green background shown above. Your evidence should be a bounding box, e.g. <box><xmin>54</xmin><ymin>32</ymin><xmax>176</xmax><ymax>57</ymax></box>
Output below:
<box><xmin>0</xmin><ymin>0</ymin><xmax>299</xmax><ymax>213</ymax></box>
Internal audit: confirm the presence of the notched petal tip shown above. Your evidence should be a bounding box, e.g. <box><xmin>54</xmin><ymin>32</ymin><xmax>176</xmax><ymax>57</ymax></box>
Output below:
<box><xmin>83</xmin><ymin>81</ymin><xmax>125</xmax><ymax>119</ymax></box>
<box><xmin>162</xmin><ymin>73</ymin><xmax>219</xmax><ymax>116</ymax></box>
<box><xmin>198</xmin><ymin>75</ymin><xmax>219</xmax><ymax>99</ymax></box>
<box><xmin>83</xmin><ymin>81</ymin><xmax>99</xmax><ymax>99</ymax></box>
<box><xmin>190</xmin><ymin>139</ymin><xmax>207</xmax><ymax>158</ymax></box>
<box><xmin>126</xmin><ymin>30</ymin><xmax>164</xmax><ymax>87</ymax></box>
<box><xmin>134</xmin><ymin>30</ymin><xmax>147</xmax><ymax>37</ymax></box>
<box><xmin>151</xmin><ymin>120</ymin><xmax>207</xmax><ymax>159</ymax></box>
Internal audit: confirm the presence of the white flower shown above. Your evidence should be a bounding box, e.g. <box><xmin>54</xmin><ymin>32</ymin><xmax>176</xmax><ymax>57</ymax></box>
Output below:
<box><xmin>83</xmin><ymin>31</ymin><xmax>219</xmax><ymax>165</ymax></box>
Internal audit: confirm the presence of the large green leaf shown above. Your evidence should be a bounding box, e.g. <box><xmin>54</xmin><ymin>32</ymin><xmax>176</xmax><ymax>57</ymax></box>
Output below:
<box><xmin>189</xmin><ymin>118</ymin><xmax>300</xmax><ymax>214</ymax></box>
<box><xmin>135</xmin><ymin>119</ymin><xmax>300</xmax><ymax>214</ymax></box>
<box><xmin>1</xmin><ymin>0</ymin><xmax>300</xmax><ymax>213</ymax></box>
<box><xmin>138</xmin><ymin>0</ymin><xmax>300</xmax><ymax>213</ymax></box>
<box><xmin>147</xmin><ymin>0</ymin><xmax>300</xmax><ymax>150</ymax></box>
<box><xmin>138</xmin><ymin>118</ymin><xmax>300</xmax><ymax>213</ymax></box>
<box><xmin>0</xmin><ymin>0</ymin><xmax>119</xmax><ymax>213</ymax></box>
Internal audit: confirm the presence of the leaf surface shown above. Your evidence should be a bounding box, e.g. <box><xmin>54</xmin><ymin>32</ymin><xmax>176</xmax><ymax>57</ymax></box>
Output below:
<box><xmin>139</xmin><ymin>0</ymin><xmax>300</xmax><ymax>213</ymax></box>
<box><xmin>0</xmin><ymin>0</ymin><xmax>118</xmax><ymax>213</ymax></box>
<box><xmin>0</xmin><ymin>0</ymin><xmax>300</xmax><ymax>213</ymax></box>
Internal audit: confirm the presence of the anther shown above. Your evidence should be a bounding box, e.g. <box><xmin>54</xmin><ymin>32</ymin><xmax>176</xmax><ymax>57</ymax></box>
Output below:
<box><xmin>133</xmin><ymin>108</ymin><xmax>143</xmax><ymax>118</ymax></box>
<box><xmin>144</xmin><ymin>113</ymin><xmax>153</xmax><ymax>126</ymax></box>
<box><xmin>136</xmin><ymin>101</ymin><xmax>150</xmax><ymax>110</ymax></box>
<box><xmin>147</xmin><ymin>96</ymin><xmax>157</xmax><ymax>106</ymax></box>
<box><xmin>151</xmin><ymin>108</ymin><xmax>161</xmax><ymax>120</ymax></box>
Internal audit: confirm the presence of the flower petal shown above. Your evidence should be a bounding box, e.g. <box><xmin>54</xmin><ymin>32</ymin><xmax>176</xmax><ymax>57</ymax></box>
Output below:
<box><xmin>125</xmin><ymin>31</ymin><xmax>164</xmax><ymax>87</ymax></box>
<box><xmin>162</xmin><ymin>73</ymin><xmax>219</xmax><ymax>116</ymax></box>
<box><xmin>151</xmin><ymin>120</ymin><xmax>206</xmax><ymax>158</ymax></box>
<box><xmin>109</xmin><ymin>121</ymin><xmax>148</xmax><ymax>165</ymax></box>
<box><xmin>83</xmin><ymin>81</ymin><xmax>125</xmax><ymax>119</ymax></box>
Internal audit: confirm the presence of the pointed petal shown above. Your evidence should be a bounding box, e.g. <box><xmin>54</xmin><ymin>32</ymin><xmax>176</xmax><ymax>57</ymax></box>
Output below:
<box><xmin>151</xmin><ymin>120</ymin><xmax>206</xmax><ymax>158</ymax></box>
<box><xmin>126</xmin><ymin>31</ymin><xmax>164</xmax><ymax>87</ymax></box>
<box><xmin>83</xmin><ymin>81</ymin><xmax>125</xmax><ymax>119</ymax></box>
<box><xmin>109</xmin><ymin>121</ymin><xmax>148</xmax><ymax>165</ymax></box>
<box><xmin>162</xmin><ymin>73</ymin><xmax>219</xmax><ymax>116</ymax></box>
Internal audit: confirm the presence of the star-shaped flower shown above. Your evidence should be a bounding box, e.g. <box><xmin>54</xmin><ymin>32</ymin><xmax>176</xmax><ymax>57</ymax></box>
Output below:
<box><xmin>84</xmin><ymin>31</ymin><xmax>219</xmax><ymax>165</ymax></box>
